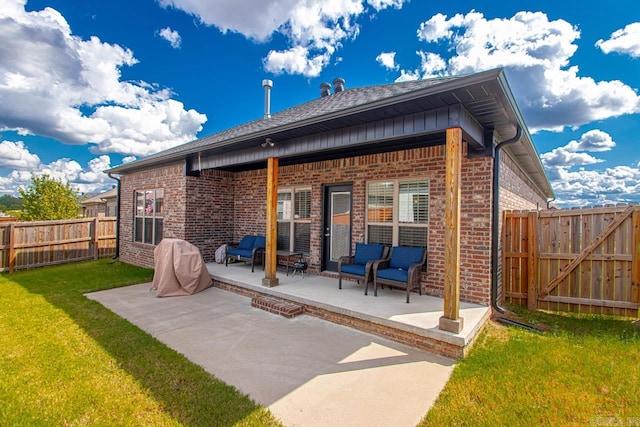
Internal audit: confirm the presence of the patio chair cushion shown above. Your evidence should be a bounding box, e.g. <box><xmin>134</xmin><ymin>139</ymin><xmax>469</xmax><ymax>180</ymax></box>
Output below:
<box><xmin>376</xmin><ymin>267</ymin><xmax>408</xmax><ymax>283</ymax></box>
<box><xmin>226</xmin><ymin>248</ymin><xmax>253</xmax><ymax>258</ymax></box>
<box><xmin>237</xmin><ymin>235</ymin><xmax>256</xmax><ymax>250</ymax></box>
<box><xmin>353</xmin><ymin>243</ymin><xmax>385</xmax><ymax>265</ymax></box>
<box><xmin>340</xmin><ymin>263</ymin><xmax>366</xmax><ymax>277</ymax></box>
<box><xmin>389</xmin><ymin>246</ymin><xmax>424</xmax><ymax>270</ymax></box>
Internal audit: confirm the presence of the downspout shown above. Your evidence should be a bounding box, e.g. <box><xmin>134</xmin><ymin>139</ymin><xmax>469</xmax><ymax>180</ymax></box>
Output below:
<box><xmin>491</xmin><ymin>125</ymin><xmax>521</xmax><ymax>315</ymax></box>
<box><xmin>108</xmin><ymin>172</ymin><xmax>121</xmax><ymax>259</ymax></box>
<box><xmin>490</xmin><ymin>127</ymin><xmax>541</xmax><ymax>332</ymax></box>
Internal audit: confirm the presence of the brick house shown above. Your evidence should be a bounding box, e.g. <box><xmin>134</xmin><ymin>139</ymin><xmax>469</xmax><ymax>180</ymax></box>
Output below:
<box><xmin>107</xmin><ymin>68</ymin><xmax>553</xmax><ymax>331</ymax></box>
<box><xmin>79</xmin><ymin>187</ymin><xmax>118</xmax><ymax>218</ymax></box>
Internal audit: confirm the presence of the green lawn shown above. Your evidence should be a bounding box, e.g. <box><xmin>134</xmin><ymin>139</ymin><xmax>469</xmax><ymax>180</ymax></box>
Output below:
<box><xmin>2</xmin><ymin>259</ymin><xmax>639</xmax><ymax>426</ymax></box>
<box><xmin>0</xmin><ymin>259</ymin><xmax>281</xmax><ymax>426</ymax></box>
<box><xmin>422</xmin><ymin>308</ymin><xmax>640</xmax><ymax>426</ymax></box>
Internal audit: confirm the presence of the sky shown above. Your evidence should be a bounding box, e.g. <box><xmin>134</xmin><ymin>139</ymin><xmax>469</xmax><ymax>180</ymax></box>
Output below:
<box><xmin>0</xmin><ymin>0</ymin><xmax>639</xmax><ymax>207</ymax></box>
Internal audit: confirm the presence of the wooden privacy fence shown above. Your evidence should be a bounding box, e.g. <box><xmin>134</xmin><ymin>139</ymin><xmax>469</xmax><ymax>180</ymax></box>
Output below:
<box><xmin>0</xmin><ymin>217</ymin><xmax>116</xmax><ymax>272</ymax></box>
<box><xmin>503</xmin><ymin>205</ymin><xmax>640</xmax><ymax>317</ymax></box>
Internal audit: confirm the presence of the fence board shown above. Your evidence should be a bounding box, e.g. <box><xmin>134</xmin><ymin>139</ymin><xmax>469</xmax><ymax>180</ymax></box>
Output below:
<box><xmin>504</xmin><ymin>205</ymin><xmax>639</xmax><ymax>317</ymax></box>
<box><xmin>0</xmin><ymin>218</ymin><xmax>116</xmax><ymax>272</ymax></box>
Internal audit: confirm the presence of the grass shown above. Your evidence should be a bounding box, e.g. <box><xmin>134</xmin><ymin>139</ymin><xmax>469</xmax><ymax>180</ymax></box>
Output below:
<box><xmin>0</xmin><ymin>258</ymin><xmax>281</xmax><ymax>426</ymax></box>
<box><xmin>3</xmin><ymin>259</ymin><xmax>640</xmax><ymax>426</ymax></box>
<box><xmin>422</xmin><ymin>307</ymin><xmax>640</xmax><ymax>426</ymax></box>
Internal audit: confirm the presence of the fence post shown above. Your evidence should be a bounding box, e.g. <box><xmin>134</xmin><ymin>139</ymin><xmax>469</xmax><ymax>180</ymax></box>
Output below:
<box><xmin>92</xmin><ymin>217</ymin><xmax>99</xmax><ymax>260</ymax></box>
<box><xmin>8</xmin><ymin>223</ymin><xmax>15</xmax><ymax>273</ymax></box>
<box><xmin>527</xmin><ymin>211</ymin><xmax>538</xmax><ymax>311</ymax></box>
<box><xmin>632</xmin><ymin>207</ymin><xmax>640</xmax><ymax>305</ymax></box>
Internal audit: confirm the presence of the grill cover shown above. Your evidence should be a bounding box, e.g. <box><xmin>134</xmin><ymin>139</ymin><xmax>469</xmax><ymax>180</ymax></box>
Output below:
<box><xmin>152</xmin><ymin>238</ymin><xmax>212</xmax><ymax>297</ymax></box>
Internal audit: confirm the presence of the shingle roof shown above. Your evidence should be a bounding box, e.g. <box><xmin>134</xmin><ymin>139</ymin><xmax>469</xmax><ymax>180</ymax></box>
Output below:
<box><xmin>109</xmin><ymin>75</ymin><xmax>461</xmax><ymax>171</ymax></box>
<box><xmin>106</xmin><ymin>69</ymin><xmax>553</xmax><ymax>199</ymax></box>
<box><xmin>80</xmin><ymin>188</ymin><xmax>117</xmax><ymax>205</ymax></box>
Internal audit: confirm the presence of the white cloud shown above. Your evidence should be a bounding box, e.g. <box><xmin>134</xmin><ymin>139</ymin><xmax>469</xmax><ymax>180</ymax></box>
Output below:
<box><xmin>157</xmin><ymin>0</ymin><xmax>298</xmax><ymax>41</ymax></box>
<box><xmin>596</xmin><ymin>22</ymin><xmax>640</xmax><ymax>58</ymax></box>
<box><xmin>366</xmin><ymin>0</ymin><xmax>405</xmax><ymax>9</ymax></box>
<box><xmin>539</xmin><ymin>130</ymin><xmax>640</xmax><ymax>206</ymax></box>
<box><xmin>158</xmin><ymin>26</ymin><xmax>182</xmax><ymax>48</ymax></box>
<box><xmin>264</xmin><ymin>46</ymin><xmax>329</xmax><ymax>77</ymax></box>
<box><xmin>157</xmin><ymin>0</ymin><xmax>409</xmax><ymax>77</ymax></box>
<box><xmin>121</xmin><ymin>156</ymin><xmax>137</xmax><ymax>164</ymax></box>
<box><xmin>0</xmin><ymin>0</ymin><xmax>207</xmax><ymax>157</ymax></box>
<box><xmin>401</xmin><ymin>11</ymin><xmax>640</xmax><ymax>133</ymax></box>
<box><xmin>0</xmin><ymin>138</ymin><xmax>117</xmax><ymax>196</ymax></box>
<box><xmin>376</xmin><ymin>51</ymin><xmax>398</xmax><ymax>70</ymax></box>
<box><xmin>0</xmin><ymin>140</ymin><xmax>40</xmax><ymax>169</ymax></box>
<box><xmin>541</xmin><ymin>129</ymin><xmax>614</xmax><ymax>170</ymax></box>
<box><xmin>548</xmin><ymin>166</ymin><xmax>640</xmax><ymax>207</ymax></box>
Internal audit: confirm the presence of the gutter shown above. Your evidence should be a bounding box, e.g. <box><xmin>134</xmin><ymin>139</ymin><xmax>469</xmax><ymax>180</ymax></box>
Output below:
<box><xmin>107</xmin><ymin>172</ymin><xmax>121</xmax><ymax>260</ymax></box>
<box><xmin>491</xmin><ymin>126</ymin><xmax>540</xmax><ymax>332</ymax></box>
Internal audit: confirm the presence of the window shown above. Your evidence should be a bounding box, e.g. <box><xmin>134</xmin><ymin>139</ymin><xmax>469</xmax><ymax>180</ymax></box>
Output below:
<box><xmin>366</xmin><ymin>179</ymin><xmax>428</xmax><ymax>247</ymax></box>
<box><xmin>134</xmin><ymin>189</ymin><xmax>163</xmax><ymax>245</ymax></box>
<box><xmin>277</xmin><ymin>188</ymin><xmax>311</xmax><ymax>254</ymax></box>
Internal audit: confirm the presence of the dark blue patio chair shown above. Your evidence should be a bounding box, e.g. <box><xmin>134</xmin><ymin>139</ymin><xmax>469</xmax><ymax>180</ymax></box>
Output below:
<box><xmin>372</xmin><ymin>246</ymin><xmax>427</xmax><ymax>303</ymax></box>
<box><xmin>225</xmin><ymin>235</ymin><xmax>266</xmax><ymax>272</ymax></box>
<box><xmin>338</xmin><ymin>243</ymin><xmax>388</xmax><ymax>294</ymax></box>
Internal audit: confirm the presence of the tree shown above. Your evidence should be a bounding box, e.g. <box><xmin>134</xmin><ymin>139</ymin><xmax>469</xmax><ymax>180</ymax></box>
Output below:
<box><xmin>18</xmin><ymin>174</ymin><xmax>80</xmax><ymax>221</ymax></box>
<box><xmin>0</xmin><ymin>194</ymin><xmax>22</xmax><ymax>212</ymax></box>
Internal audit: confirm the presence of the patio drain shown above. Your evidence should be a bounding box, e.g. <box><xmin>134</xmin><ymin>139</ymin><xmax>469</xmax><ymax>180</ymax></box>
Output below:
<box><xmin>251</xmin><ymin>295</ymin><xmax>304</xmax><ymax>318</ymax></box>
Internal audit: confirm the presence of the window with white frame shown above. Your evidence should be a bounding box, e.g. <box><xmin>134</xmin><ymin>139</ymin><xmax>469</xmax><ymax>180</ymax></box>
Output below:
<box><xmin>366</xmin><ymin>179</ymin><xmax>429</xmax><ymax>247</ymax></box>
<box><xmin>134</xmin><ymin>189</ymin><xmax>164</xmax><ymax>245</ymax></box>
<box><xmin>277</xmin><ymin>188</ymin><xmax>311</xmax><ymax>254</ymax></box>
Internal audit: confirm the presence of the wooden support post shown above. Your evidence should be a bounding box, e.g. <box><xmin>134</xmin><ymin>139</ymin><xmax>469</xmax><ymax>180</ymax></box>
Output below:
<box><xmin>527</xmin><ymin>211</ymin><xmax>538</xmax><ymax>311</ymax></box>
<box><xmin>632</xmin><ymin>207</ymin><xmax>640</xmax><ymax>306</ymax></box>
<box><xmin>439</xmin><ymin>127</ymin><xmax>464</xmax><ymax>334</ymax></box>
<box><xmin>262</xmin><ymin>157</ymin><xmax>280</xmax><ymax>287</ymax></box>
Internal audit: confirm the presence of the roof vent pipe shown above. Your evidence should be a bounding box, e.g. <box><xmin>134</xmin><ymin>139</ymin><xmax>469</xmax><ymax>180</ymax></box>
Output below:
<box><xmin>333</xmin><ymin>77</ymin><xmax>345</xmax><ymax>93</ymax></box>
<box><xmin>320</xmin><ymin>82</ymin><xmax>331</xmax><ymax>97</ymax></box>
<box><xmin>262</xmin><ymin>79</ymin><xmax>273</xmax><ymax>119</ymax></box>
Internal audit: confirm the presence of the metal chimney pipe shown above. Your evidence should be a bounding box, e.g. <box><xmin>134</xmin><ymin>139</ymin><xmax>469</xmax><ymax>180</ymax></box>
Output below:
<box><xmin>262</xmin><ymin>79</ymin><xmax>273</xmax><ymax>119</ymax></box>
<box><xmin>333</xmin><ymin>77</ymin><xmax>345</xmax><ymax>93</ymax></box>
<box><xmin>320</xmin><ymin>82</ymin><xmax>331</xmax><ymax>97</ymax></box>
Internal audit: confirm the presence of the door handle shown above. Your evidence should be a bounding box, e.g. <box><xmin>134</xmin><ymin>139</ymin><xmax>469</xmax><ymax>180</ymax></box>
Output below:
<box><xmin>324</xmin><ymin>233</ymin><xmax>330</xmax><ymax>237</ymax></box>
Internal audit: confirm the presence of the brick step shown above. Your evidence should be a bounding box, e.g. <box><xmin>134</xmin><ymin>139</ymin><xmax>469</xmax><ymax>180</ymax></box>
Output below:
<box><xmin>251</xmin><ymin>295</ymin><xmax>304</xmax><ymax>318</ymax></box>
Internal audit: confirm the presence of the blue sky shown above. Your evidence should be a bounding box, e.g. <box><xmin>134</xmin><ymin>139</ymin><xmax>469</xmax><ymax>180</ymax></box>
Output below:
<box><xmin>1</xmin><ymin>0</ymin><xmax>639</xmax><ymax>207</ymax></box>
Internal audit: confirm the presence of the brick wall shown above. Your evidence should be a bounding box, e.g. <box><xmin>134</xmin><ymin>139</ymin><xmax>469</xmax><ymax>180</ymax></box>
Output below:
<box><xmin>119</xmin><ymin>165</ymin><xmax>236</xmax><ymax>268</ymax></box>
<box><xmin>232</xmin><ymin>145</ymin><xmax>494</xmax><ymax>304</ymax></box>
<box><xmin>119</xmin><ymin>163</ymin><xmax>186</xmax><ymax>268</ymax></box>
<box><xmin>117</xmin><ymin>143</ymin><xmax>547</xmax><ymax>306</ymax></box>
<box><xmin>183</xmin><ymin>169</ymin><xmax>235</xmax><ymax>261</ymax></box>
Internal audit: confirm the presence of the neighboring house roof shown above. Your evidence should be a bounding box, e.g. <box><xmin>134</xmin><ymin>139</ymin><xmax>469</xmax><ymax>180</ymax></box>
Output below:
<box><xmin>80</xmin><ymin>188</ymin><xmax>117</xmax><ymax>206</ymax></box>
<box><xmin>108</xmin><ymin>68</ymin><xmax>553</xmax><ymax>199</ymax></box>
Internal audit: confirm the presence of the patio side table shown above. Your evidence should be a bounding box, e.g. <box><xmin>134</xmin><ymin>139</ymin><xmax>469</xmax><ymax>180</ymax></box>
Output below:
<box><xmin>276</xmin><ymin>250</ymin><xmax>303</xmax><ymax>276</ymax></box>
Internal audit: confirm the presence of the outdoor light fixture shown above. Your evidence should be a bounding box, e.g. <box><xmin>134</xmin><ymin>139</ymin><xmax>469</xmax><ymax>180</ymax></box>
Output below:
<box><xmin>261</xmin><ymin>138</ymin><xmax>275</xmax><ymax>148</ymax></box>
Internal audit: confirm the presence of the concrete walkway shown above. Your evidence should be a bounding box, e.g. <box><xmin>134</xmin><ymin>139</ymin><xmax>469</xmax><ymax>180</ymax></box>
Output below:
<box><xmin>88</xmin><ymin>283</ymin><xmax>456</xmax><ymax>427</ymax></box>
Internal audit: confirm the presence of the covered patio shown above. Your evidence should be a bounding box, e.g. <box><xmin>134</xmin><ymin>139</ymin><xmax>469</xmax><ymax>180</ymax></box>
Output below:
<box><xmin>208</xmin><ymin>262</ymin><xmax>490</xmax><ymax>359</ymax></box>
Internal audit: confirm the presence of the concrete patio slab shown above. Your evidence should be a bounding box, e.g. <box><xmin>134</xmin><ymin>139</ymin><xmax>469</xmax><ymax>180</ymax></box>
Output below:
<box><xmin>88</xmin><ymin>283</ymin><xmax>456</xmax><ymax>427</ymax></box>
<box><xmin>207</xmin><ymin>262</ymin><xmax>491</xmax><ymax>358</ymax></box>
